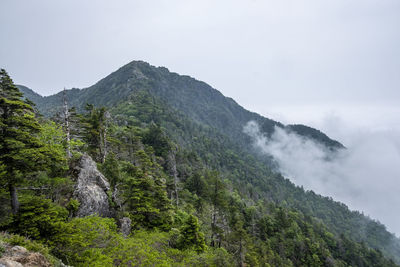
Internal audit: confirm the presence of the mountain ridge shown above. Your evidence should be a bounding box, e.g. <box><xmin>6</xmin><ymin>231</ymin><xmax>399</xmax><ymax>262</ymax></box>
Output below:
<box><xmin>17</xmin><ymin>60</ymin><xmax>344</xmax><ymax>151</ymax></box>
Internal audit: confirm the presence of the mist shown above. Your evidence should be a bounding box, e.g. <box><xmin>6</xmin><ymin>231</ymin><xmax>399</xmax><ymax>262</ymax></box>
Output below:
<box><xmin>244</xmin><ymin>120</ymin><xmax>400</xmax><ymax>237</ymax></box>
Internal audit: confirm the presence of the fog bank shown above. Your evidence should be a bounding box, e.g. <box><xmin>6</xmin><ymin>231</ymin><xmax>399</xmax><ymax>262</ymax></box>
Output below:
<box><xmin>244</xmin><ymin>120</ymin><xmax>400</xmax><ymax>236</ymax></box>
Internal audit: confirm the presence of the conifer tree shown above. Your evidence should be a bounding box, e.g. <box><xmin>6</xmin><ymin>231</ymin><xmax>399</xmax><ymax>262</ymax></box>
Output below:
<box><xmin>81</xmin><ymin>104</ymin><xmax>109</xmax><ymax>162</ymax></box>
<box><xmin>207</xmin><ymin>171</ymin><xmax>228</xmax><ymax>247</ymax></box>
<box><xmin>122</xmin><ymin>151</ymin><xmax>172</xmax><ymax>230</ymax></box>
<box><xmin>0</xmin><ymin>69</ymin><xmax>62</xmax><ymax>213</ymax></box>
<box><xmin>177</xmin><ymin>214</ymin><xmax>207</xmax><ymax>253</ymax></box>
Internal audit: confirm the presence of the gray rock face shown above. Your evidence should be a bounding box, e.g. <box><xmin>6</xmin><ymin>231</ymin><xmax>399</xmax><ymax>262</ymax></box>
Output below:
<box><xmin>120</xmin><ymin>217</ymin><xmax>132</xmax><ymax>237</ymax></box>
<box><xmin>73</xmin><ymin>154</ymin><xmax>111</xmax><ymax>217</ymax></box>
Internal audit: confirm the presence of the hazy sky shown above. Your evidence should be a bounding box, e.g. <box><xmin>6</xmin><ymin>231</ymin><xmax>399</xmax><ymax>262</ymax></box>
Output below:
<box><xmin>1</xmin><ymin>1</ymin><xmax>400</xmax><ymax>233</ymax></box>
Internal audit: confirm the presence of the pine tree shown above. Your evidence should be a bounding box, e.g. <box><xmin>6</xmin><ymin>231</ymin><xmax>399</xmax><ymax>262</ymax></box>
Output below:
<box><xmin>122</xmin><ymin>151</ymin><xmax>172</xmax><ymax>230</ymax></box>
<box><xmin>230</xmin><ymin>213</ymin><xmax>248</xmax><ymax>267</ymax></box>
<box><xmin>0</xmin><ymin>69</ymin><xmax>62</xmax><ymax>213</ymax></box>
<box><xmin>207</xmin><ymin>171</ymin><xmax>228</xmax><ymax>247</ymax></box>
<box><xmin>177</xmin><ymin>214</ymin><xmax>207</xmax><ymax>253</ymax></box>
<box><xmin>81</xmin><ymin>104</ymin><xmax>110</xmax><ymax>163</ymax></box>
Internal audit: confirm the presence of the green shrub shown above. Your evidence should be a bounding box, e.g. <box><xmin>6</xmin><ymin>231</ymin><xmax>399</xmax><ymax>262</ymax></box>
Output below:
<box><xmin>51</xmin><ymin>216</ymin><xmax>119</xmax><ymax>265</ymax></box>
<box><xmin>0</xmin><ymin>242</ymin><xmax>5</xmax><ymax>257</ymax></box>
<box><xmin>66</xmin><ymin>198</ymin><xmax>80</xmax><ymax>217</ymax></box>
<box><xmin>11</xmin><ymin>196</ymin><xmax>68</xmax><ymax>241</ymax></box>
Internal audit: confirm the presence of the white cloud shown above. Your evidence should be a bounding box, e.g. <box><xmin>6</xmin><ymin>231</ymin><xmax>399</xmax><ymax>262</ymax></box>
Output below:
<box><xmin>244</xmin><ymin>120</ymin><xmax>400</xmax><ymax>236</ymax></box>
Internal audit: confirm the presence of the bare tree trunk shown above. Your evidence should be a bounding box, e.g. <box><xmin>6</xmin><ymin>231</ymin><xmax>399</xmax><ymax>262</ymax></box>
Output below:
<box><xmin>167</xmin><ymin>150</ymin><xmax>179</xmax><ymax>206</ymax></box>
<box><xmin>172</xmin><ymin>154</ymin><xmax>179</xmax><ymax>206</ymax></box>
<box><xmin>101</xmin><ymin>128</ymin><xmax>107</xmax><ymax>163</ymax></box>
<box><xmin>63</xmin><ymin>88</ymin><xmax>71</xmax><ymax>158</ymax></box>
<box><xmin>251</xmin><ymin>213</ymin><xmax>255</xmax><ymax>236</ymax></box>
<box><xmin>101</xmin><ymin>111</ymin><xmax>110</xmax><ymax>163</ymax></box>
<box><xmin>10</xmin><ymin>184</ymin><xmax>19</xmax><ymax>214</ymax></box>
<box><xmin>128</xmin><ymin>137</ymin><xmax>133</xmax><ymax>160</ymax></box>
<box><xmin>210</xmin><ymin>207</ymin><xmax>217</xmax><ymax>247</ymax></box>
<box><xmin>239</xmin><ymin>238</ymin><xmax>245</xmax><ymax>267</ymax></box>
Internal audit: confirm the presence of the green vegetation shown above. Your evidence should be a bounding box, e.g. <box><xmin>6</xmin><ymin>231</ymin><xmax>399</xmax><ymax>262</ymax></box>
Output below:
<box><xmin>0</xmin><ymin>69</ymin><xmax>66</xmax><ymax>214</ymax></box>
<box><xmin>1</xmin><ymin>64</ymin><xmax>398</xmax><ymax>266</ymax></box>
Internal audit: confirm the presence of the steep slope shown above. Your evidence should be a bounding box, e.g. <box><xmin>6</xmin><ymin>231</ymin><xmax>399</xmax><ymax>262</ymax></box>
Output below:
<box><xmin>17</xmin><ymin>85</ymin><xmax>44</xmax><ymax>106</ymax></box>
<box><xmin>17</xmin><ymin>60</ymin><xmax>400</xmax><ymax>263</ymax></box>
<box><xmin>109</xmin><ymin>89</ymin><xmax>400</xmax><ymax>263</ymax></box>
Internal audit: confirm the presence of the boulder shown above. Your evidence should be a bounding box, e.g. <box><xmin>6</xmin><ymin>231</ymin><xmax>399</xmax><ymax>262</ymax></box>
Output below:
<box><xmin>73</xmin><ymin>154</ymin><xmax>112</xmax><ymax>217</ymax></box>
<box><xmin>120</xmin><ymin>217</ymin><xmax>132</xmax><ymax>237</ymax></box>
<box><xmin>0</xmin><ymin>245</ymin><xmax>51</xmax><ymax>267</ymax></box>
<box><xmin>0</xmin><ymin>259</ymin><xmax>24</xmax><ymax>267</ymax></box>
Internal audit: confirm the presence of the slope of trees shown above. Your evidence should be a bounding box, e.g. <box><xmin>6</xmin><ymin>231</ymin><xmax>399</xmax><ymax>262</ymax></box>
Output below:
<box><xmin>2</xmin><ymin>69</ymin><xmax>398</xmax><ymax>266</ymax></box>
<box><xmin>0</xmin><ymin>69</ymin><xmax>66</xmax><ymax>214</ymax></box>
<box><xmin>109</xmin><ymin>88</ymin><xmax>400</xmax><ymax>263</ymax></box>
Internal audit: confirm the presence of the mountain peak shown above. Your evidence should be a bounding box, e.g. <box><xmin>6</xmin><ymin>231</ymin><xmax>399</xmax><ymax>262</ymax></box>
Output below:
<box><xmin>117</xmin><ymin>60</ymin><xmax>171</xmax><ymax>79</ymax></box>
<box><xmin>18</xmin><ymin>60</ymin><xmax>344</xmax><ymax>150</ymax></box>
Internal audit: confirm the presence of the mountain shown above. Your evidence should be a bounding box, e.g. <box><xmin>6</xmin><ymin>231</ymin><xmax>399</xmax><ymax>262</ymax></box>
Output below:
<box><xmin>17</xmin><ymin>61</ymin><xmax>344</xmax><ymax>151</ymax></box>
<box><xmin>17</xmin><ymin>60</ymin><xmax>400</xmax><ymax>263</ymax></box>
<box><xmin>17</xmin><ymin>84</ymin><xmax>44</xmax><ymax>105</ymax></box>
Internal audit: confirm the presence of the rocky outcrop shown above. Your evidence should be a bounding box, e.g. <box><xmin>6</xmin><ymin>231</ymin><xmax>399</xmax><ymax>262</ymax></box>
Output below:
<box><xmin>0</xmin><ymin>245</ymin><xmax>50</xmax><ymax>267</ymax></box>
<box><xmin>119</xmin><ymin>217</ymin><xmax>132</xmax><ymax>237</ymax></box>
<box><xmin>72</xmin><ymin>154</ymin><xmax>112</xmax><ymax>217</ymax></box>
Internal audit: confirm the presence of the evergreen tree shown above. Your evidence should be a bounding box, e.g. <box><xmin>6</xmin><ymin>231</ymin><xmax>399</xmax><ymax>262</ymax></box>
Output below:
<box><xmin>229</xmin><ymin>213</ymin><xmax>248</xmax><ymax>267</ymax></box>
<box><xmin>177</xmin><ymin>214</ymin><xmax>207</xmax><ymax>253</ymax></box>
<box><xmin>142</xmin><ymin>123</ymin><xmax>171</xmax><ymax>158</ymax></box>
<box><xmin>0</xmin><ymin>69</ymin><xmax>63</xmax><ymax>214</ymax></box>
<box><xmin>207</xmin><ymin>171</ymin><xmax>228</xmax><ymax>247</ymax></box>
<box><xmin>100</xmin><ymin>153</ymin><xmax>121</xmax><ymax>190</ymax></box>
<box><xmin>81</xmin><ymin>104</ymin><xmax>109</xmax><ymax>162</ymax></box>
<box><xmin>121</xmin><ymin>151</ymin><xmax>172</xmax><ymax>230</ymax></box>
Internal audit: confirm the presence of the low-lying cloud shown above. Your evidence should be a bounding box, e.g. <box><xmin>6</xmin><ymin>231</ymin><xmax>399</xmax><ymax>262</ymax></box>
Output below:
<box><xmin>244</xmin><ymin>120</ymin><xmax>400</xmax><ymax>236</ymax></box>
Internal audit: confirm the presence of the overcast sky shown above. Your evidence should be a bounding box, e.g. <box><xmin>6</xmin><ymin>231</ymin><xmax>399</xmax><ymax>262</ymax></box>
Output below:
<box><xmin>1</xmin><ymin>0</ymin><xmax>400</xmax><ymax>233</ymax></box>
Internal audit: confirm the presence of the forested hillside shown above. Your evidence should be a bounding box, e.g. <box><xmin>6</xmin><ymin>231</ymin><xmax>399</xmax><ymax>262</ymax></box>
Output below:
<box><xmin>1</xmin><ymin>63</ymin><xmax>398</xmax><ymax>266</ymax></box>
<box><xmin>19</xmin><ymin>61</ymin><xmax>343</xmax><ymax>151</ymax></box>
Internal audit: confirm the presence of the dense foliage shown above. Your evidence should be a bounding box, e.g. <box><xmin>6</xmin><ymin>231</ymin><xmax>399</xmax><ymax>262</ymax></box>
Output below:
<box><xmin>1</xmin><ymin>63</ymin><xmax>397</xmax><ymax>266</ymax></box>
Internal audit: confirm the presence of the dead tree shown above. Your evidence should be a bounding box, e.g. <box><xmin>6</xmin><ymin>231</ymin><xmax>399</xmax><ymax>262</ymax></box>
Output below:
<box><xmin>167</xmin><ymin>147</ymin><xmax>179</xmax><ymax>207</ymax></box>
<box><xmin>63</xmin><ymin>88</ymin><xmax>71</xmax><ymax>158</ymax></box>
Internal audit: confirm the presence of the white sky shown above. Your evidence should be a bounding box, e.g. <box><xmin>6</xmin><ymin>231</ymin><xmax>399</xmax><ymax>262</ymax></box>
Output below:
<box><xmin>1</xmin><ymin>0</ymin><xmax>400</xmax><ymax>233</ymax></box>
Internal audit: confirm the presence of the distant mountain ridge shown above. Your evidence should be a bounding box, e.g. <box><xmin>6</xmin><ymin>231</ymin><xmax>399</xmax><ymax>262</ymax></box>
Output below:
<box><xmin>17</xmin><ymin>60</ymin><xmax>344</xmax><ymax>151</ymax></box>
<box><xmin>17</xmin><ymin>84</ymin><xmax>44</xmax><ymax>105</ymax></box>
